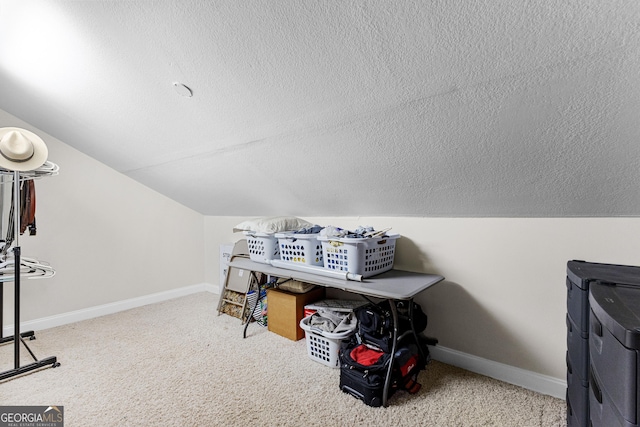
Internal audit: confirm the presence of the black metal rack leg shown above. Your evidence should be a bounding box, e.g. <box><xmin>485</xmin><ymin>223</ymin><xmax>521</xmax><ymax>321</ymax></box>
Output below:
<box><xmin>0</xmin><ymin>245</ymin><xmax>59</xmax><ymax>380</ymax></box>
<box><xmin>0</xmin><ymin>356</ymin><xmax>59</xmax><ymax>381</ymax></box>
<box><xmin>13</xmin><ymin>245</ymin><xmax>20</xmax><ymax>369</ymax></box>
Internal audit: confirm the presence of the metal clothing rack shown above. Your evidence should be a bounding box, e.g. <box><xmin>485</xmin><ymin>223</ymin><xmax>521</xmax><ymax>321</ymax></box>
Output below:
<box><xmin>0</xmin><ymin>169</ymin><xmax>59</xmax><ymax>380</ymax></box>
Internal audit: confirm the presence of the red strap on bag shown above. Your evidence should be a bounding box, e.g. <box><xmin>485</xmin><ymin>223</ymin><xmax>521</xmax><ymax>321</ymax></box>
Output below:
<box><xmin>403</xmin><ymin>376</ymin><xmax>422</xmax><ymax>394</ymax></box>
<box><xmin>350</xmin><ymin>344</ymin><xmax>384</xmax><ymax>366</ymax></box>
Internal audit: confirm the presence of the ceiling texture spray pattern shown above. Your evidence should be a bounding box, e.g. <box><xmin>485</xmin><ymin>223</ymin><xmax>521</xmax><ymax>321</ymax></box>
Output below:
<box><xmin>0</xmin><ymin>0</ymin><xmax>639</xmax><ymax>216</ymax></box>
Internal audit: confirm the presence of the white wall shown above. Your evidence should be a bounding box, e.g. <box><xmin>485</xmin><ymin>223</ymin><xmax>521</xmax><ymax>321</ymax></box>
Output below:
<box><xmin>204</xmin><ymin>215</ymin><xmax>640</xmax><ymax>383</ymax></box>
<box><xmin>0</xmin><ymin>110</ymin><xmax>205</xmax><ymax>325</ymax></box>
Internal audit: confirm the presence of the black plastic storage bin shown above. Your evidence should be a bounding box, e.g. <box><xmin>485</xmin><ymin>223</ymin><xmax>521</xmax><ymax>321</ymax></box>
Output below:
<box><xmin>566</xmin><ymin>272</ymin><xmax>590</xmax><ymax>335</ymax></box>
<box><xmin>566</xmin><ymin>261</ymin><xmax>597</xmax><ymax>427</ymax></box>
<box><xmin>566</xmin><ymin>357</ymin><xmax>589</xmax><ymax>427</ymax></box>
<box><xmin>565</xmin><ymin>260</ymin><xmax>640</xmax><ymax>427</ymax></box>
<box><xmin>589</xmin><ymin>283</ymin><xmax>640</xmax><ymax>427</ymax></box>
<box><xmin>566</xmin><ymin>314</ymin><xmax>589</xmax><ymax>382</ymax></box>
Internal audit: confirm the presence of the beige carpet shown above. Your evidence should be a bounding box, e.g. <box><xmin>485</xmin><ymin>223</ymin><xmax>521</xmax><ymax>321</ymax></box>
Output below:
<box><xmin>0</xmin><ymin>292</ymin><xmax>566</xmax><ymax>426</ymax></box>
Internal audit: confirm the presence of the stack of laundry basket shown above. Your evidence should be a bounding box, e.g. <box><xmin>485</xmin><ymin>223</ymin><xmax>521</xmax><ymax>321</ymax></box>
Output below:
<box><xmin>299</xmin><ymin>299</ymin><xmax>365</xmax><ymax>368</ymax></box>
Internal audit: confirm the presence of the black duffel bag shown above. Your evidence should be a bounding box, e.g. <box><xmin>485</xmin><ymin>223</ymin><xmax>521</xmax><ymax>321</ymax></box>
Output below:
<box><xmin>354</xmin><ymin>302</ymin><xmax>393</xmax><ymax>353</ymax></box>
<box><xmin>339</xmin><ymin>338</ymin><xmax>391</xmax><ymax>407</ymax></box>
<box><xmin>355</xmin><ymin>300</ymin><xmax>430</xmax><ymax>352</ymax></box>
<box><xmin>339</xmin><ymin>336</ymin><xmax>424</xmax><ymax>407</ymax></box>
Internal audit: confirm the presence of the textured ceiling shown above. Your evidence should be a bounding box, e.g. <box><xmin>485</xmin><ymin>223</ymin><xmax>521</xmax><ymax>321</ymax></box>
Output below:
<box><xmin>0</xmin><ymin>0</ymin><xmax>639</xmax><ymax>216</ymax></box>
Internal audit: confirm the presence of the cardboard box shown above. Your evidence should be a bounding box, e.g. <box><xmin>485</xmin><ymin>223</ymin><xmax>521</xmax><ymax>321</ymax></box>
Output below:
<box><xmin>267</xmin><ymin>287</ymin><xmax>325</xmax><ymax>341</ymax></box>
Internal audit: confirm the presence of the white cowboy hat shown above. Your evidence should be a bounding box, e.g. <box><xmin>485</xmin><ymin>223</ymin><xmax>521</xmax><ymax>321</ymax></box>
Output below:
<box><xmin>0</xmin><ymin>127</ymin><xmax>48</xmax><ymax>172</ymax></box>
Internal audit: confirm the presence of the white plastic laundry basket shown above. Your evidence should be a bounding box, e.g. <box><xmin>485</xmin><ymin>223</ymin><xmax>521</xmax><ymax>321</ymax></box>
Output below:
<box><xmin>275</xmin><ymin>233</ymin><xmax>323</xmax><ymax>266</ymax></box>
<box><xmin>318</xmin><ymin>234</ymin><xmax>400</xmax><ymax>278</ymax></box>
<box><xmin>300</xmin><ymin>315</ymin><xmax>355</xmax><ymax>368</ymax></box>
<box><xmin>243</xmin><ymin>231</ymin><xmax>280</xmax><ymax>263</ymax></box>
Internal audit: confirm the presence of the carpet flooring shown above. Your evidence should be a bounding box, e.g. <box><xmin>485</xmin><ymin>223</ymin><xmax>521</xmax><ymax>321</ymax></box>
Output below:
<box><xmin>0</xmin><ymin>292</ymin><xmax>566</xmax><ymax>426</ymax></box>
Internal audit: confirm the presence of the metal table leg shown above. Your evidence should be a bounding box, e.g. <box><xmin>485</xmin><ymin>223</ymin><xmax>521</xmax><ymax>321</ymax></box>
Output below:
<box><xmin>382</xmin><ymin>298</ymin><xmax>399</xmax><ymax>407</ymax></box>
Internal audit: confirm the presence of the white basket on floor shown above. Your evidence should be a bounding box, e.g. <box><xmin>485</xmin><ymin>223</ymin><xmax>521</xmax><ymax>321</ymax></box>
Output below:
<box><xmin>275</xmin><ymin>233</ymin><xmax>324</xmax><ymax>266</ymax></box>
<box><xmin>300</xmin><ymin>315</ymin><xmax>355</xmax><ymax>368</ymax></box>
<box><xmin>243</xmin><ymin>231</ymin><xmax>280</xmax><ymax>263</ymax></box>
<box><xmin>318</xmin><ymin>234</ymin><xmax>400</xmax><ymax>278</ymax></box>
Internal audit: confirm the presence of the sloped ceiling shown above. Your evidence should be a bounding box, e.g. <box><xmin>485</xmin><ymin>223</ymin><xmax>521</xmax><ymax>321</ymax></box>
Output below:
<box><xmin>0</xmin><ymin>1</ymin><xmax>639</xmax><ymax>216</ymax></box>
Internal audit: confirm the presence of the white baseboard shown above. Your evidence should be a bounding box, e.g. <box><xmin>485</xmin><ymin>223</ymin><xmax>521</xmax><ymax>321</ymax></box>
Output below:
<box><xmin>2</xmin><ymin>282</ymin><xmax>219</xmax><ymax>337</ymax></box>
<box><xmin>429</xmin><ymin>345</ymin><xmax>567</xmax><ymax>400</ymax></box>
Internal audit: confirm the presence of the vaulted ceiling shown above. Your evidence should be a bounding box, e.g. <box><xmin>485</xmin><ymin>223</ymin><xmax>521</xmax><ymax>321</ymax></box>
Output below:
<box><xmin>0</xmin><ymin>1</ymin><xmax>638</xmax><ymax>216</ymax></box>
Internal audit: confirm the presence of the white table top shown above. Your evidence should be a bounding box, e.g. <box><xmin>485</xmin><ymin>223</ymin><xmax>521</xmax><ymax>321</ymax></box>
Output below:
<box><xmin>227</xmin><ymin>257</ymin><xmax>445</xmax><ymax>300</ymax></box>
